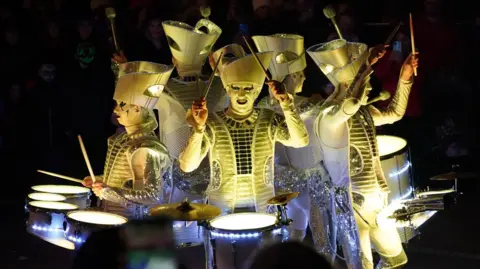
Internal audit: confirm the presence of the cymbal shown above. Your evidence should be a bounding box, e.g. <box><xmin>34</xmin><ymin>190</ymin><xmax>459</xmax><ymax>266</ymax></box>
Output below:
<box><xmin>267</xmin><ymin>192</ymin><xmax>299</xmax><ymax>206</ymax></box>
<box><xmin>430</xmin><ymin>172</ymin><xmax>477</xmax><ymax>181</ymax></box>
<box><xmin>149</xmin><ymin>201</ymin><xmax>221</xmax><ymax>221</ymax></box>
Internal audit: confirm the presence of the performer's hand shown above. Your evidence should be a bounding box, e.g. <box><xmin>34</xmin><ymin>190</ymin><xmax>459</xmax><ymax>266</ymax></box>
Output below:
<box><xmin>82</xmin><ymin>176</ymin><xmax>93</xmax><ymax>188</ymax></box>
<box><xmin>92</xmin><ymin>182</ymin><xmax>107</xmax><ymax>197</ymax></box>
<box><xmin>368</xmin><ymin>44</ymin><xmax>389</xmax><ymax>66</ymax></box>
<box><xmin>267</xmin><ymin>80</ymin><xmax>290</xmax><ymax>102</ymax></box>
<box><xmin>190</xmin><ymin>98</ymin><xmax>208</xmax><ymax>130</ymax></box>
<box><xmin>112</xmin><ymin>50</ymin><xmax>128</xmax><ymax>64</ymax></box>
<box><xmin>400</xmin><ymin>52</ymin><xmax>419</xmax><ymax>81</ymax></box>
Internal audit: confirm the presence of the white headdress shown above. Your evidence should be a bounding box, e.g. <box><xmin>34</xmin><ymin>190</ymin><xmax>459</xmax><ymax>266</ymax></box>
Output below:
<box><xmin>114</xmin><ymin>61</ymin><xmax>174</xmax><ymax>109</ymax></box>
<box><xmin>306</xmin><ymin>39</ymin><xmax>369</xmax><ymax>88</ymax></box>
<box><xmin>162</xmin><ymin>19</ymin><xmax>222</xmax><ymax>76</ymax></box>
<box><xmin>252</xmin><ymin>34</ymin><xmax>306</xmax><ymax>81</ymax></box>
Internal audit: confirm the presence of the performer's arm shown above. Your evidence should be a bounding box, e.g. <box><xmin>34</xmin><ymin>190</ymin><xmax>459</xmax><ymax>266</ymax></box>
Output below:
<box><xmin>101</xmin><ymin>145</ymin><xmax>171</xmax><ymax>205</ymax></box>
<box><xmin>179</xmin><ymin>98</ymin><xmax>211</xmax><ymax>172</ymax></box>
<box><xmin>369</xmin><ymin>52</ymin><xmax>418</xmax><ymax>126</ymax></box>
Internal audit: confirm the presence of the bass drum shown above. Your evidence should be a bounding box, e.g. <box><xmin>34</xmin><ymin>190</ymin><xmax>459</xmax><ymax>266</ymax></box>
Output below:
<box><xmin>377</xmin><ymin>135</ymin><xmax>414</xmax><ymax>203</ymax></box>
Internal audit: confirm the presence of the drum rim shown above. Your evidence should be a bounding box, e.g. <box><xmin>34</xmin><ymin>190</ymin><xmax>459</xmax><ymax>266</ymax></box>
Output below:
<box><xmin>28</xmin><ymin>192</ymin><xmax>67</xmax><ymax>202</ymax></box>
<box><xmin>377</xmin><ymin>135</ymin><xmax>408</xmax><ymax>161</ymax></box>
<box><xmin>66</xmin><ymin>210</ymin><xmax>128</xmax><ymax>227</ymax></box>
<box><xmin>27</xmin><ymin>201</ymin><xmax>79</xmax><ymax>213</ymax></box>
<box><xmin>207</xmin><ymin>212</ymin><xmax>280</xmax><ymax>233</ymax></box>
<box><xmin>31</xmin><ymin>185</ymin><xmax>91</xmax><ymax>196</ymax></box>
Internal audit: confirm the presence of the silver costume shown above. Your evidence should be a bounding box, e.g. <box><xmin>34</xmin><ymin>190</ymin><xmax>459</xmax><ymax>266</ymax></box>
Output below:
<box><xmin>308</xmin><ymin>39</ymin><xmax>413</xmax><ymax>269</ymax></box>
<box><xmin>99</xmin><ymin>61</ymin><xmax>173</xmax><ymax>219</ymax></box>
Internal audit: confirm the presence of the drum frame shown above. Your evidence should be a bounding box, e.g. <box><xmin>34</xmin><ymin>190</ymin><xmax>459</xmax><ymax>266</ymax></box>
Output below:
<box><xmin>64</xmin><ymin>211</ymin><xmax>127</xmax><ymax>245</ymax></box>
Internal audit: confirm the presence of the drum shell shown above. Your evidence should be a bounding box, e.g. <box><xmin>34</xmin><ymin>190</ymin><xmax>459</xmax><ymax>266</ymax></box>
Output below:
<box><xmin>65</xmin><ymin>211</ymin><xmax>126</xmax><ymax>246</ymax></box>
<box><xmin>173</xmin><ymin>221</ymin><xmax>204</xmax><ymax>248</ymax></box>
<box><xmin>26</xmin><ymin>203</ymin><xmax>77</xmax><ymax>239</ymax></box>
<box><xmin>379</xmin><ymin>142</ymin><xmax>413</xmax><ymax>203</ymax></box>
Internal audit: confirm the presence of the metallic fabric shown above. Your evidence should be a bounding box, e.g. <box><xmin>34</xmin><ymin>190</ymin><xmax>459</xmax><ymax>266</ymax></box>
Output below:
<box><xmin>100</xmin><ymin>120</ymin><xmax>170</xmax><ymax>219</ymax></box>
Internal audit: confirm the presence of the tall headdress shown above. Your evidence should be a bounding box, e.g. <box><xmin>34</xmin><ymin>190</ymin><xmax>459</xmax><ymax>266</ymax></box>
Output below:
<box><xmin>214</xmin><ymin>50</ymin><xmax>274</xmax><ymax>89</ymax></box>
<box><xmin>252</xmin><ymin>34</ymin><xmax>306</xmax><ymax>81</ymax></box>
<box><xmin>162</xmin><ymin>19</ymin><xmax>222</xmax><ymax>77</ymax></box>
<box><xmin>114</xmin><ymin>61</ymin><xmax>174</xmax><ymax>109</ymax></box>
<box><xmin>306</xmin><ymin>39</ymin><xmax>368</xmax><ymax>88</ymax></box>
<box><xmin>209</xmin><ymin>44</ymin><xmax>247</xmax><ymax>87</ymax></box>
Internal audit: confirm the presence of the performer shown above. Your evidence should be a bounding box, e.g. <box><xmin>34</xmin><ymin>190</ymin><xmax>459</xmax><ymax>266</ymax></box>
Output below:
<box><xmin>252</xmin><ymin>34</ymin><xmax>334</xmax><ymax>253</ymax></box>
<box><xmin>179</xmin><ymin>48</ymin><xmax>309</xmax><ymax>213</ymax></box>
<box><xmin>161</xmin><ymin>16</ymin><xmax>227</xmax><ymax>203</ymax></box>
<box><xmin>83</xmin><ymin>61</ymin><xmax>174</xmax><ymax>219</ymax></box>
<box><xmin>307</xmin><ymin>39</ymin><xmax>418</xmax><ymax>268</ymax></box>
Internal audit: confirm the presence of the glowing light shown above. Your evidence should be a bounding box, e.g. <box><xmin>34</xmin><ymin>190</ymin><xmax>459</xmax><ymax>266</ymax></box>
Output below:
<box><xmin>389</xmin><ymin>161</ymin><xmax>411</xmax><ymax>178</ymax></box>
<box><xmin>147</xmin><ymin>85</ymin><xmax>165</xmax><ymax>97</ymax></box>
<box><xmin>28</xmin><ymin>192</ymin><xmax>67</xmax><ymax>202</ymax></box>
<box><xmin>67</xmin><ymin>211</ymin><xmax>127</xmax><ymax>225</ymax></box>
<box><xmin>210</xmin><ymin>213</ymin><xmax>278</xmax><ymax>231</ymax></box>
<box><xmin>31</xmin><ymin>224</ymin><xmax>64</xmax><ymax>233</ymax></box>
<box><xmin>210</xmin><ymin>228</ymin><xmax>282</xmax><ymax>239</ymax></box>
<box><xmin>68</xmin><ymin>236</ymin><xmax>85</xmax><ymax>244</ymax></box>
<box><xmin>393</xmin><ymin>186</ymin><xmax>414</xmax><ymax>202</ymax></box>
<box><xmin>377</xmin><ymin>135</ymin><xmax>407</xmax><ymax>157</ymax></box>
<box><xmin>32</xmin><ymin>185</ymin><xmax>90</xmax><ymax>194</ymax></box>
<box><xmin>29</xmin><ymin>201</ymin><xmax>78</xmax><ymax>210</ymax></box>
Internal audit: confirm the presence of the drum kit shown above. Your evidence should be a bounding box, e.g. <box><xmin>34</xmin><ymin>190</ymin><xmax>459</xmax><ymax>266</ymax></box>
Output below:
<box><xmin>25</xmin><ymin>184</ymin><xmax>128</xmax><ymax>250</ymax></box>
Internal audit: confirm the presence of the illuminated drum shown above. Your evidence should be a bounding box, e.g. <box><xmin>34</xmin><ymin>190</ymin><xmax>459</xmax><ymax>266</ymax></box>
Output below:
<box><xmin>65</xmin><ymin>211</ymin><xmax>127</xmax><ymax>246</ymax></box>
<box><xmin>377</xmin><ymin>135</ymin><xmax>413</xmax><ymax>203</ymax></box>
<box><xmin>27</xmin><ymin>201</ymin><xmax>78</xmax><ymax>238</ymax></box>
<box><xmin>31</xmin><ymin>185</ymin><xmax>91</xmax><ymax>209</ymax></box>
<box><xmin>206</xmin><ymin>213</ymin><xmax>283</xmax><ymax>268</ymax></box>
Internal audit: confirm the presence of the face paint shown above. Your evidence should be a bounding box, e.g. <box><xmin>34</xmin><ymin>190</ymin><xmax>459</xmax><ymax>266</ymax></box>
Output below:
<box><xmin>227</xmin><ymin>83</ymin><xmax>260</xmax><ymax>116</ymax></box>
<box><xmin>75</xmin><ymin>42</ymin><xmax>96</xmax><ymax>65</ymax></box>
<box><xmin>113</xmin><ymin>101</ymin><xmax>143</xmax><ymax>127</ymax></box>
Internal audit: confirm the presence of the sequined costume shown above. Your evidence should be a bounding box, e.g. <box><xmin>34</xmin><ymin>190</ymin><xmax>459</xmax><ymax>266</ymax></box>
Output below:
<box><xmin>252</xmin><ymin>34</ymin><xmax>334</xmax><ymax>252</ymax></box>
<box><xmin>308</xmin><ymin>39</ymin><xmax>413</xmax><ymax>269</ymax></box>
<box><xmin>98</xmin><ymin>61</ymin><xmax>174</xmax><ymax>219</ymax></box>
<box><xmin>161</xmin><ymin>18</ymin><xmax>227</xmax><ymax>203</ymax></box>
<box><xmin>179</xmin><ymin>50</ymin><xmax>309</xmax><ymax>213</ymax></box>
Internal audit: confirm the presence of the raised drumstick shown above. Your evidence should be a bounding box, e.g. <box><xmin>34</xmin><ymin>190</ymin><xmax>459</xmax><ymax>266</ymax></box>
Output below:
<box><xmin>77</xmin><ymin>135</ymin><xmax>97</xmax><ymax>183</ymax></box>
<box><xmin>409</xmin><ymin>13</ymin><xmax>417</xmax><ymax>76</ymax></box>
<box><xmin>203</xmin><ymin>52</ymin><xmax>223</xmax><ymax>99</ymax></box>
<box><xmin>37</xmin><ymin>170</ymin><xmax>83</xmax><ymax>184</ymax></box>
<box><xmin>242</xmin><ymin>36</ymin><xmax>271</xmax><ymax>81</ymax></box>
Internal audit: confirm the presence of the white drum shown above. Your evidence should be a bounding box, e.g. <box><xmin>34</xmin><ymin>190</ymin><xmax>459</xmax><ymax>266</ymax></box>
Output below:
<box><xmin>31</xmin><ymin>185</ymin><xmax>91</xmax><ymax>209</ymax></box>
<box><xmin>27</xmin><ymin>201</ymin><xmax>78</xmax><ymax>239</ymax></box>
<box><xmin>28</xmin><ymin>192</ymin><xmax>67</xmax><ymax>202</ymax></box>
<box><xmin>377</xmin><ymin>135</ymin><xmax>413</xmax><ymax>203</ymax></box>
<box><xmin>206</xmin><ymin>213</ymin><xmax>283</xmax><ymax>269</ymax></box>
<box><xmin>65</xmin><ymin>211</ymin><xmax>127</xmax><ymax>246</ymax></box>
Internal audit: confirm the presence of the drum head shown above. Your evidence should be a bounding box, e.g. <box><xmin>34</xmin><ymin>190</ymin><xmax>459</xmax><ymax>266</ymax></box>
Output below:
<box><xmin>67</xmin><ymin>211</ymin><xmax>127</xmax><ymax>226</ymax></box>
<box><xmin>28</xmin><ymin>192</ymin><xmax>66</xmax><ymax>202</ymax></box>
<box><xmin>210</xmin><ymin>213</ymin><xmax>277</xmax><ymax>231</ymax></box>
<box><xmin>377</xmin><ymin>135</ymin><xmax>407</xmax><ymax>158</ymax></box>
<box><xmin>29</xmin><ymin>201</ymin><xmax>78</xmax><ymax>210</ymax></box>
<box><xmin>31</xmin><ymin>185</ymin><xmax>90</xmax><ymax>194</ymax></box>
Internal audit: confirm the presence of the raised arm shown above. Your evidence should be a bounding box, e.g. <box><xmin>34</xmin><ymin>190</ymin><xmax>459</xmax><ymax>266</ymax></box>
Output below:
<box><xmin>369</xmin><ymin>52</ymin><xmax>419</xmax><ymax>126</ymax></box>
<box><xmin>101</xmin><ymin>143</ymin><xmax>171</xmax><ymax>206</ymax></box>
<box><xmin>268</xmin><ymin>81</ymin><xmax>309</xmax><ymax>148</ymax></box>
<box><xmin>179</xmin><ymin>98</ymin><xmax>212</xmax><ymax>172</ymax></box>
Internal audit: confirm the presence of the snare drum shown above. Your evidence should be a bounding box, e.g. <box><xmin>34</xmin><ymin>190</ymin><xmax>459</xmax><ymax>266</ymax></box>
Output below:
<box><xmin>25</xmin><ymin>192</ymin><xmax>67</xmax><ymax>212</ymax></box>
<box><xmin>65</xmin><ymin>211</ymin><xmax>127</xmax><ymax>245</ymax></box>
<box><xmin>206</xmin><ymin>213</ymin><xmax>283</xmax><ymax>269</ymax></box>
<box><xmin>377</xmin><ymin>135</ymin><xmax>414</xmax><ymax>203</ymax></box>
<box><xmin>31</xmin><ymin>185</ymin><xmax>91</xmax><ymax>209</ymax></box>
<box><xmin>27</xmin><ymin>201</ymin><xmax>78</xmax><ymax>239</ymax></box>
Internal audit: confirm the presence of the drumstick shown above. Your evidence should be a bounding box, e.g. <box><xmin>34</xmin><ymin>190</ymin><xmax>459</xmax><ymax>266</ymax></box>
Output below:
<box><xmin>37</xmin><ymin>170</ymin><xmax>83</xmax><ymax>184</ymax></box>
<box><xmin>78</xmin><ymin>135</ymin><xmax>97</xmax><ymax>183</ymax></box>
<box><xmin>409</xmin><ymin>13</ymin><xmax>417</xmax><ymax>76</ymax></box>
<box><xmin>242</xmin><ymin>36</ymin><xmax>271</xmax><ymax>81</ymax></box>
<box><xmin>384</xmin><ymin>22</ymin><xmax>401</xmax><ymax>45</ymax></box>
<box><xmin>203</xmin><ymin>52</ymin><xmax>223</xmax><ymax>99</ymax></box>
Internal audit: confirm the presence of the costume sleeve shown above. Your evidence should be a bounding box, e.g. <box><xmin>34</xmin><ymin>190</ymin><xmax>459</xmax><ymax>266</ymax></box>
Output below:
<box><xmin>101</xmin><ymin>144</ymin><xmax>171</xmax><ymax>205</ymax></box>
<box><xmin>274</xmin><ymin>95</ymin><xmax>309</xmax><ymax>148</ymax></box>
<box><xmin>179</xmin><ymin>123</ymin><xmax>213</xmax><ymax>173</ymax></box>
<box><xmin>368</xmin><ymin>76</ymin><xmax>413</xmax><ymax>126</ymax></box>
